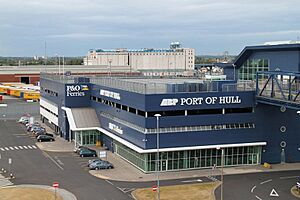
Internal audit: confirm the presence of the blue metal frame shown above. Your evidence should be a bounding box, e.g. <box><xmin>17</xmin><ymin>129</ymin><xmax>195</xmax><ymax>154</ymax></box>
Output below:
<box><xmin>256</xmin><ymin>71</ymin><xmax>300</xmax><ymax>109</ymax></box>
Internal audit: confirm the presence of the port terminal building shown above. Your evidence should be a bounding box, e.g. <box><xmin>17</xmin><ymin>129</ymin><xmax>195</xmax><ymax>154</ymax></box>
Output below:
<box><xmin>40</xmin><ymin>43</ymin><xmax>300</xmax><ymax>173</ymax></box>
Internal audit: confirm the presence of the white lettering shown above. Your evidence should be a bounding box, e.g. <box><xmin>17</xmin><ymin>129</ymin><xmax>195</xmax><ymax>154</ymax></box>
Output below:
<box><xmin>219</xmin><ymin>96</ymin><xmax>242</xmax><ymax>104</ymax></box>
<box><xmin>109</xmin><ymin>123</ymin><xmax>123</xmax><ymax>134</ymax></box>
<box><xmin>160</xmin><ymin>99</ymin><xmax>178</xmax><ymax>106</ymax></box>
<box><xmin>100</xmin><ymin>89</ymin><xmax>121</xmax><ymax>100</ymax></box>
<box><xmin>66</xmin><ymin>85</ymin><xmax>85</xmax><ymax>97</ymax></box>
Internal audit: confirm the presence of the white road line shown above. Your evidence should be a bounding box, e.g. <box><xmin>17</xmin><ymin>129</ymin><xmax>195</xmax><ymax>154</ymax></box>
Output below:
<box><xmin>42</xmin><ymin>152</ymin><xmax>64</xmax><ymax>171</ymax></box>
<box><xmin>0</xmin><ymin>148</ymin><xmax>4</xmax><ymax>151</ymax></box>
<box><xmin>181</xmin><ymin>179</ymin><xmax>203</xmax><ymax>183</ymax></box>
<box><xmin>260</xmin><ymin>179</ymin><xmax>272</xmax><ymax>185</ymax></box>
<box><xmin>105</xmin><ymin>180</ymin><xmax>114</xmax><ymax>185</ymax></box>
<box><xmin>4</xmin><ymin>147</ymin><xmax>9</xmax><ymax>151</ymax></box>
<box><xmin>27</xmin><ymin>146</ymin><xmax>32</xmax><ymax>149</ymax></box>
<box><xmin>23</xmin><ymin>146</ymin><xmax>28</xmax><ymax>149</ymax></box>
<box><xmin>255</xmin><ymin>195</ymin><xmax>262</xmax><ymax>200</ymax></box>
<box><xmin>31</xmin><ymin>145</ymin><xmax>37</xmax><ymax>149</ymax></box>
<box><xmin>14</xmin><ymin>146</ymin><xmax>19</xmax><ymax>150</ymax></box>
<box><xmin>9</xmin><ymin>147</ymin><xmax>14</xmax><ymax>150</ymax></box>
<box><xmin>18</xmin><ymin>146</ymin><xmax>23</xmax><ymax>149</ymax></box>
<box><xmin>280</xmin><ymin>175</ymin><xmax>300</xmax><ymax>180</ymax></box>
<box><xmin>251</xmin><ymin>185</ymin><xmax>256</xmax><ymax>193</ymax></box>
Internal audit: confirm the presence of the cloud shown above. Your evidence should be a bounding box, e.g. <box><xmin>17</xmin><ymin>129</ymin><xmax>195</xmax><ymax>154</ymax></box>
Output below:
<box><xmin>0</xmin><ymin>0</ymin><xmax>299</xmax><ymax>56</ymax></box>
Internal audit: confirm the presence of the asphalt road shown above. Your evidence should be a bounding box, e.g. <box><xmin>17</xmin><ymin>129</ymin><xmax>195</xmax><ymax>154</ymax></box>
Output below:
<box><xmin>0</xmin><ymin>120</ymin><xmax>131</xmax><ymax>200</ymax></box>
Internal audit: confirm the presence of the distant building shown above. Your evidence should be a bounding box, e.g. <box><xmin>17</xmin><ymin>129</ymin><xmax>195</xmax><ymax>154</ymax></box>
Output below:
<box><xmin>84</xmin><ymin>42</ymin><xmax>195</xmax><ymax>73</ymax></box>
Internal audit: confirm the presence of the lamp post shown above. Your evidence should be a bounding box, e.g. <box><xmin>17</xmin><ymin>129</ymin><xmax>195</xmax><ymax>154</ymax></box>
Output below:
<box><xmin>232</xmin><ymin>64</ymin><xmax>236</xmax><ymax>81</ymax></box>
<box><xmin>154</xmin><ymin>113</ymin><xmax>161</xmax><ymax>200</ymax></box>
<box><xmin>108</xmin><ymin>59</ymin><xmax>112</xmax><ymax>78</ymax></box>
<box><xmin>217</xmin><ymin>147</ymin><xmax>225</xmax><ymax>200</ymax></box>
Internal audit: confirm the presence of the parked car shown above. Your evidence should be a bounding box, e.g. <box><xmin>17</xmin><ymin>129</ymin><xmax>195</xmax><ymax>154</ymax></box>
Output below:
<box><xmin>89</xmin><ymin>160</ymin><xmax>113</xmax><ymax>170</ymax></box>
<box><xmin>18</xmin><ymin>117</ymin><xmax>29</xmax><ymax>124</ymax></box>
<box><xmin>35</xmin><ymin>132</ymin><xmax>53</xmax><ymax>138</ymax></box>
<box><xmin>74</xmin><ymin>146</ymin><xmax>89</xmax><ymax>154</ymax></box>
<box><xmin>88</xmin><ymin>158</ymin><xmax>103</xmax><ymax>166</ymax></box>
<box><xmin>79</xmin><ymin>148</ymin><xmax>97</xmax><ymax>157</ymax></box>
<box><xmin>28</xmin><ymin>125</ymin><xmax>43</xmax><ymax>132</ymax></box>
<box><xmin>34</xmin><ymin>129</ymin><xmax>46</xmax><ymax>138</ymax></box>
<box><xmin>37</xmin><ymin>134</ymin><xmax>55</xmax><ymax>142</ymax></box>
<box><xmin>33</xmin><ymin>127</ymin><xmax>45</xmax><ymax>134</ymax></box>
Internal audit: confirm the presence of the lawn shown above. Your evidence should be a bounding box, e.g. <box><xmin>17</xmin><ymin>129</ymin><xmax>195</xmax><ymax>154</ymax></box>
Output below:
<box><xmin>0</xmin><ymin>187</ymin><xmax>63</xmax><ymax>200</ymax></box>
<box><xmin>132</xmin><ymin>182</ymin><xmax>220</xmax><ymax>200</ymax></box>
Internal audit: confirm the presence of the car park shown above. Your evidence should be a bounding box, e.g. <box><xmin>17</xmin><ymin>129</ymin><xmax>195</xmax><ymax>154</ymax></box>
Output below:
<box><xmin>37</xmin><ymin>134</ymin><xmax>55</xmax><ymax>142</ymax></box>
<box><xmin>89</xmin><ymin>160</ymin><xmax>113</xmax><ymax>170</ymax></box>
<box><xmin>79</xmin><ymin>148</ymin><xmax>97</xmax><ymax>157</ymax></box>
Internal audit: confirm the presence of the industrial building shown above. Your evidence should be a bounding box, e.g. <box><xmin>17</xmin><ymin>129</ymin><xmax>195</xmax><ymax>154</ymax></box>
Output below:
<box><xmin>40</xmin><ymin>43</ymin><xmax>300</xmax><ymax>173</ymax></box>
<box><xmin>84</xmin><ymin>42</ymin><xmax>195</xmax><ymax>75</ymax></box>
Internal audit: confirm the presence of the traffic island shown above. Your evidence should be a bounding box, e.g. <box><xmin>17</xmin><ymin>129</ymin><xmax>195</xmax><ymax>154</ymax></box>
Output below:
<box><xmin>291</xmin><ymin>186</ymin><xmax>300</xmax><ymax>198</ymax></box>
<box><xmin>132</xmin><ymin>182</ymin><xmax>220</xmax><ymax>200</ymax></box>
<box><xmin>0</xmin><ymin>186</ymin><xmax>63</xmax><ymax>200</ymax></box>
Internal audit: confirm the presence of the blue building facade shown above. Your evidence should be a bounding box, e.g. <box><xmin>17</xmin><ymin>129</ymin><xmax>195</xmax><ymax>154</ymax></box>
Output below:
<box><xmin>40</xmin><ymin>44</ymin><xmax>300</xmax><ymax>173</ymax></box>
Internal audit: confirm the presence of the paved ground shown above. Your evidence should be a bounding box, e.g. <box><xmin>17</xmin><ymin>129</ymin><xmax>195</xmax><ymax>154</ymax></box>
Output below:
<box><xmin>0</xmin><ymin>120</ymin><xmax>131</xmax><ymax>200</ymax></box>
<box><xmin>0</xmin><ymin>97</ymin><xmax>39</xmax><ymax>120</ymax></box>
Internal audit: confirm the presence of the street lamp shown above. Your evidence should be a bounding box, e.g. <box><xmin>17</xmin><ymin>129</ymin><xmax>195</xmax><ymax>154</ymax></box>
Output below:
<box><xmin>108</xmin><ymin>59</ymin><xmax>112</xmax><ymax>78</ymax></box>
<box><xmin>154</xmin><ymin>113</ymin><xmax>161</xmax><ymax>200</ymax></box>
<box><xmin>217</xmin><ymin>147</ymin><xmax>225</xmax><ymax>200</ymax></box>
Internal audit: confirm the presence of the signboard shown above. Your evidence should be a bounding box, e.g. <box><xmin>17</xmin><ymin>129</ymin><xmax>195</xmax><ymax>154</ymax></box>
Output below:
<box><xmin>66</xmin><ymin>85</ymin><xmax>89</xmax><ymax>97</ymax></box>
<box><xmin>152</xmin><ymin>186</ymin><xmax>157</xmax><ymax>192</ymax></box>
<box><xmin>109</xmin><ymin>123</ymin><xmax>123</xmax><ymax>134</ymax></box>
<box><xmin>99</xmin><ymin>151</ymin><xmax>107</xmax><ymax>158</ymax></box>
<box><xmin>160</xmin><ymin>96</ymin><xmax>242</xmax><ymax>107</ymax></box>
<box><xmin>53</xmin><ymin>182</ymin><xmax>59</xmax><ymax>188</ymax></box>
<box><xmin>100</xmin><ymin>89</ymin><xmax>121</xmax><ymax>100</ymax></box>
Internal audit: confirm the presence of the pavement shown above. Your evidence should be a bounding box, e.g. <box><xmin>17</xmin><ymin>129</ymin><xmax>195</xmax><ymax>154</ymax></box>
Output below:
<box><xmin>0</xmin><ymin>173</ymin><xmax>13</xmax><ymax>187</ymax></box>
<box><xmin>0</xmin><ymin>184</ymin><xmax>77</xmax><ymax>200</ymax></box>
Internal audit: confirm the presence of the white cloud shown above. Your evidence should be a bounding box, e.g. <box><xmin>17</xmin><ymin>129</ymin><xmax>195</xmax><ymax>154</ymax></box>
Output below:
<box><xmin>0</xmin><ymin>0</ymin><xmax>299</xmax><ymax>55</ymax></box>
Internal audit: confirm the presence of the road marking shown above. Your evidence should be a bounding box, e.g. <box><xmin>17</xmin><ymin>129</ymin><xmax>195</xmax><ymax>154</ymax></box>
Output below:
<box><xmin>280</xmin><ymin>175</ymin><xmax>300</xmax><ymax>180</ymax></box>
<box><xmin>251</xmin><ymin>185</ymin><xmax>256</xmax><ymax>193</ymax></box>
<box><xmin>14</xmin><ymin>146</ymin><xmax>19</xmax><ymax>150</ymax></box>
<box><xmin>31</xmin><ymin>145</ymin><xmax>37</xmax><ymax>149</ymax></box>
<box><xmin>117</xmin><ymin>187</ymin><xmax>136</xmax><ymax>194</ymax></box>
<box><xmin>105</xmin><ymin>180</ymin><xmax>114</xmax><ymax>185</ymax></box>
<box><xmin>181</xmin><ymin>179</ymin><xmax>203</xmax><ymax>183</ymax></box>
<box><xmin>255</xmin><ymin>195</ymin><xmax>262</xmax><ymax>200</ymax></box>
<box><xmin>0</xmin><ymin>148</ymin><xmax>4</xmax><ymax>151</ymax></box>
<box><xmin>42</xmin><ymin>152</ymin><xmax>64</xmax><ymax>171</ymax></box>
<box><xmin>260</xmin><ymin>179</ymin><xmax>272</xmax><ymax>185</ymax></box>
<box><xmin>23</xmin><ymin>146</ymin><xmax>28</xmax><ymax>149</ymax></box>
<box><xmin>27</xmin><ymin>146</ymin><xmax>32</xmax><ymax>149</ymax></box>
<box><xmin>270</xmin><ymin>188</ymin><xmax>279</xmax><ymax>197</ymax></box>
<box><xmin>9</xmin><ymin>147</ymin><xmax>14</xmax><ymax>150</ymax></box>
<box><xmin>4</xmin><ymin>147</ymin><xmax>9</xmax><ymax>151</ymax></box>
<box><xmin>18</xmin><ymin>146</ymin><xmax>23</xmax><ymax>149</ymax></box>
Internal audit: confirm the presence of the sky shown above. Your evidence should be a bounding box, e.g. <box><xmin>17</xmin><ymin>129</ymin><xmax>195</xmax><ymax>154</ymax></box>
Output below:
<box><xmin>0</xmin><ymin>0</ymin><xmax>300</xmax><ymax>56</ymax></box>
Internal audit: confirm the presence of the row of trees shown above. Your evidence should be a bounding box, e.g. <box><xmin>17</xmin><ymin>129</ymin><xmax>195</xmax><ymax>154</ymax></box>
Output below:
<box><xmin>0</xmin><ymin>57</ymin><xmax>84</xmax><ymax>66</ymax></box>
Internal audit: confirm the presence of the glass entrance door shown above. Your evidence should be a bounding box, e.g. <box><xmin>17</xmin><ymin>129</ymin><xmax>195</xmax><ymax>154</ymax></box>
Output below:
<box><xmin>161</xmin><ymin>160</ymin><xmax>167</xmax><ymax>171</ymax></box>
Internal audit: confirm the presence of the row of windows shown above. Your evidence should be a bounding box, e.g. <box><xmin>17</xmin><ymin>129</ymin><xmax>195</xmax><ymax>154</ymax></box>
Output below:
<box><xmin>101</xmin><ymin>112</ymin><xmax>255</xmax><ymax>134</ymax></box>
<box><xmin>114</xmin><ymin>141</ymin><xmax>262</xmax><ymax>172</ymax></box>
<box><xmin>42</xmin><ymin>87</ymin><xmax>58</xmax><ymax>97</ymax></box>
<box><xmin>91</xmin><ymin>96</ymin><xmax>253</xmax><ymax>117</ymax></box>
<box><xmin>239</xmin><ymin>59</ymin><xmax>270</xmax><ymax>81</ymax></box>
<box><xmin>40</xmin><ymin>105</ymin><xmax>58</xmax><ymax>117</ymax></box>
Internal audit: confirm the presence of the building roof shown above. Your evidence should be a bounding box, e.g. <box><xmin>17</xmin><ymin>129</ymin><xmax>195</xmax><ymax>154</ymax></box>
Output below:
<box><xmin>234</xmin><ymin>43</ymin><xmax>300</xmax><ymax>68</ymax></box>
<box><xmin>62</xmin><ymin>107</ymin><xmax>100</xmax><ymax>129</ymax></box>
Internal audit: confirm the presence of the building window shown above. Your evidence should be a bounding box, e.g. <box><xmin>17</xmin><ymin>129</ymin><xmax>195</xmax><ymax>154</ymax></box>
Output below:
<box><xmin>239</xmin><ymin>58</ymin><xmax>269</xmax><ymax>80</ymax></box>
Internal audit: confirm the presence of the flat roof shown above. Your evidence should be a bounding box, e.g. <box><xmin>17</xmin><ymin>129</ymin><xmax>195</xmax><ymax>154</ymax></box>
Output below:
<box><xmin>119</xmin><ymin>78</ymin><xmax>204</xmax><ymax>85</ymax></box>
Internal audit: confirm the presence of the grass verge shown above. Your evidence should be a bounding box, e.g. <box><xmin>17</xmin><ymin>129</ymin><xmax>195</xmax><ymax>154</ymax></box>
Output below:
<box><xmin>132</xmin><ymin>182</ymin><xmax>220</xmax><ymax>200</ymax></box>
<box><xmin>0</xmin><ymin>187</ymin><xmax>63</xmax><ymax>200</ymax></box>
